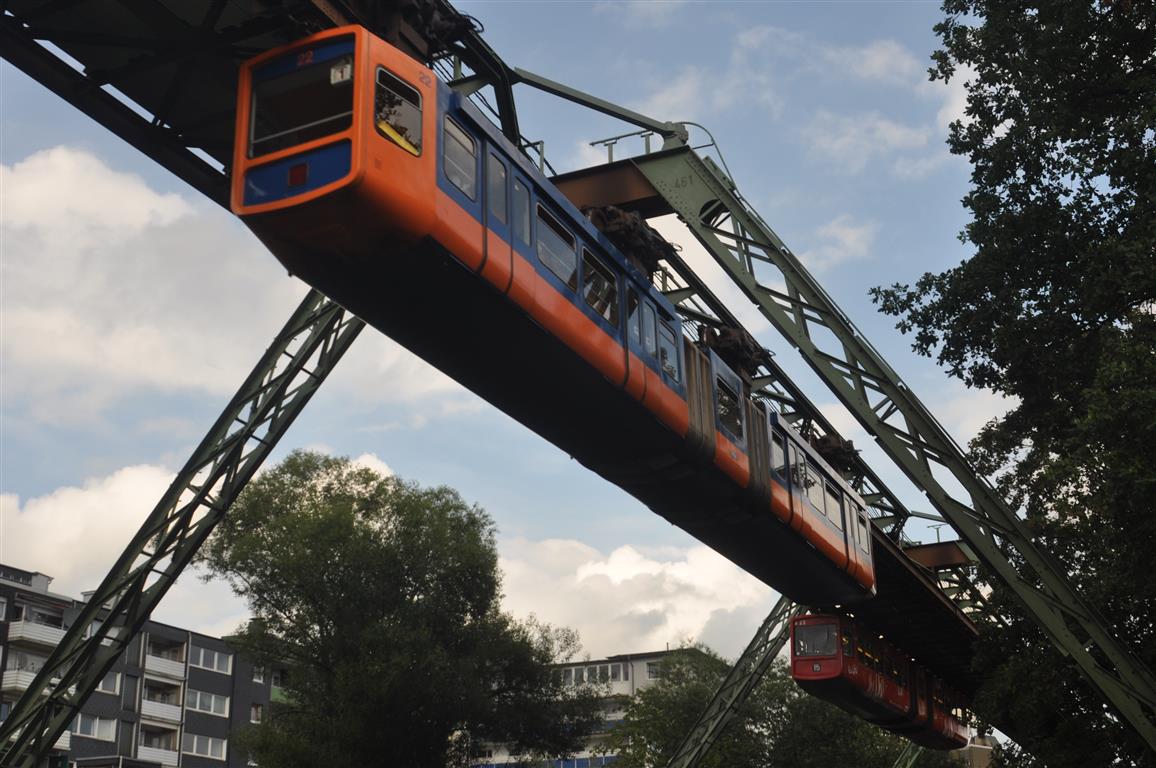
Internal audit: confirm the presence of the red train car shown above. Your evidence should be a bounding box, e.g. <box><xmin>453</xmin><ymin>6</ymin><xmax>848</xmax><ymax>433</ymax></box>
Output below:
<box><xmin>791</xmin><ymin>614</ymin><xmax>968</xmax><ymax>749</ymax></box>
<box><xmin>230</xmin><ymin>26</ymin><xmax>876</xmax><ymax>607</ymax></box>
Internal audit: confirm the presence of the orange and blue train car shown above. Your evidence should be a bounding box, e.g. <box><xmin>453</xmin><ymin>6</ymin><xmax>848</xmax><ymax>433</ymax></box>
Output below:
<box><xmin>791</xmin><ymin>614</ymin><xmax>969</xmax><ymax>750</ymax></box>
<box><xmin>231</xmin><ymin>25</ymin><xmax>876</xmax><ymax>607</ymax></box>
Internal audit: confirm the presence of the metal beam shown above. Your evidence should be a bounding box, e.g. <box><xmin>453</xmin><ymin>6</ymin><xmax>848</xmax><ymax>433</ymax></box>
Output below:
<box><xmin>665</xmin><ymin>596</ymin><xmax>802</xmax><ymax>768</ymax></box>
<box><xmin>0</xmin><ymin>290</ymin><xmax>364</xmax><ymax>767</ymax></box>
<box><xmin>628</xmin><ymin>146</ymin><xmax>1156</xmax><ymax>749</ymax></box>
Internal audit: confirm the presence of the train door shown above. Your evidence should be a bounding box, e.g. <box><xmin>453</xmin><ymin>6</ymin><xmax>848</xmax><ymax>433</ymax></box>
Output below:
<box><xmin>480</xmin><ymin>149</ymin><xmax>513</xmax><ymax>292</ymax></box>
<box><xmin>622</xmin><ymin>286</ymin><xmax>648</xmax><ymax>402</ymax></box>
<box><xmin>507</xmin><ymin>173</ymin><xmax>534</xmax><ymax>306</ymax></box>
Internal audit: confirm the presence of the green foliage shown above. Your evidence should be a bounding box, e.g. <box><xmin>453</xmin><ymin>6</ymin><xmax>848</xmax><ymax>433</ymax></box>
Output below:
<box><xmin>197</xmin><ymin>450</ymin><xmax>602</xmax><ymax>768</ymax></box>
<box><xmin>603</xmin><ymin>646</ymin><xmax>958</xmax><ymax>768</ymax></box>
<box><xmin>871</xmin><ymin>1</ymin><xmax>1155</xmax><ymax>763</ymax></box>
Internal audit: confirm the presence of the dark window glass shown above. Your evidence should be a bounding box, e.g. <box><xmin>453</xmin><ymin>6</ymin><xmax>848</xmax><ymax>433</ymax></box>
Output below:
<box><xmin>772</xmin><ymin>431</ymin><xmax>787</xmax><ymax>476</ymax></box>
<box><xmin>513</xmin><ymin>180</ymin><xmax>530</xmax><ymax>244</ymax></box>
<box><xmin>716</xmin><ymin>379</ymin><xmax>743</xmax><ymax>438</ymax></box>
<box><xmin>582</xmin><ymin>250</ymin><xmax>618</xmax><ymax>325</ymax></box>
<box><xmin>444</xmin><ymin>118</ymin><xmax>476</xmax><ymax>198</ymax></box>
<box><xmin>642</xmin><ymin>304</ymin><xmax>657</xmax><ymax>357</ymax></box>
<box><xmin>251</xmin><ymin>48</ymin><xmax>354</xmax><ymax>158</ymax></box>
<box><xmin>658</xmin><ymin>322</ymin><xmax>680</xmax><ymax>381</ymax></box>
<box><xmin>858</xmin><ymin>508</ymin><xmax>871</xmax><ymax>553</ymax></box>
<box><xmin>790</xmin><ymin>445</ymin><xmax>806</xmax><ymax>492</ymax></box>
<box><xmin>627</xmin><ymin>289</ymin><xmax>642</xmax><ymax>347</ymax></box>
<box><xmin>487</xmin><ymin>154</ymin><xmax>507</xmax><ymax>224</ymax></box>
<box><xmin>374</xmin><ymin>67</ymin><xmax>422</xmax><ymax>155</ymax></box>
<box><xmin>826</xmin><ymin>485</ymin><xmax>844</xmax><ymax>530</ymax></box>
<box><xmin>536</xmin><ymin>206</ymin><xmax>577</xmax><ymax>289</ymax></box>
<box><xmin>795</xmin><ymin>624</ymin><xmax>838</xmax><ymax>657</ymax></box>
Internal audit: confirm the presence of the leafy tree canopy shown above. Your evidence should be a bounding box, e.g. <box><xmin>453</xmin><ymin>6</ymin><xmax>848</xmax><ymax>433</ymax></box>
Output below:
<box><xmin>197</xmin><ymin>450</ymin><xmax>602</xmax><ymax>768</ymax></box>
<box><xmin>602</xmin><ymin>646</ymin><xmax>957</xmax><ymax>768</ymax></box>
<box><xmin>871</xmin><ymin>1</ymin><xmax>1155</xmax><ymax>763</ymax></box>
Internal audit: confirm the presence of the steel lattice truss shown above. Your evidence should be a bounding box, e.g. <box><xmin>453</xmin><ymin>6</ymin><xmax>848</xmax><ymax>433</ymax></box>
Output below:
<box><xmin>0</xmin><ymin>291</ymin><xmax>364</xmax><ymax>766</ymax></box>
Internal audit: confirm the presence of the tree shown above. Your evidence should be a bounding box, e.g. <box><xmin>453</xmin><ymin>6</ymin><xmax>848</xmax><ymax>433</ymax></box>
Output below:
<box><xmin>196</xmin><ymin>450</ymin><xmax>602</xmax><ymax>768</ymax></box>
<box><xmin>603</xmin><ymin>646</ymin><xmax>957</xmax><ymax>768</ymax></box>
<box><xmin>870</xmin><ymin>1</ymin><xmax>1155</xmax><ymax>764</ymax></box>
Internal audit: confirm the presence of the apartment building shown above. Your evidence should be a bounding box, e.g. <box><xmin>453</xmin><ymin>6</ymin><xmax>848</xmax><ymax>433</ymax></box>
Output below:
<box><xmin>0</xmin><ymin>563</ymin><xmax>270</xmax><ymax>768</ymax></box>
<box><xmin>471</xmin><ymin>649</ymin><xmax>685</xmax><ymax>768</ymax></box>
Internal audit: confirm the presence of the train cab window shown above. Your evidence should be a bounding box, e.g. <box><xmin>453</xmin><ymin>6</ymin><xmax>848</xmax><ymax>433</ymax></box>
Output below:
<box><xmin>250</xmin><ymin>46</ymin><xmax>354</xmax><ymax>158</ymax></box>
<box><xmin>794</xmin><ymin>624</ymin><xmax>837</xmax><ymax>657</ymax></box>
<box><xmin>642</xmin><ymin>303</ymin><xmax>658</xmax><ymax>357</ymax></box>
<box><xmin>825</xmin><ymin>483</ymin><xmax>844</xmax><ymax>530</ymax></box>
<box><xmin>581</xmin><ymin>250</ymin><xmax>618</xmax><ymax>326</ymax></box>
<box><xmin>375</xmin><ymin>67</ymin><xmax>422</xmax><ymax>156</ymax></box>
<box><xmin>536</xmin><ymin>206</ymin><xmax>578</xmax><ymax>290</ymax></box>
<box><xmin>771</xmin><ymin>431</ymin><xmax>786</xmax><ymax>476</ymax></box>
<box><xmin>443</xmin><ymin>117</ymin><xmax>476</xmax><ymax>198</ymax></box>
<box><xmin>716</xmin><ymin>379</ymin><xmax>744</xmax><ymax>439</ymax></box>
<box><xmin>487</xmin><ymin>154</ymin><xmax>507</xmax><ymax>223</ymax></box>
<box><xmin>806</xmin><ymin>463</ymin><xmax>826</xmax><ymax>511</ymax></box>
<box><xmin>658</xmin><ymin>321</ymin><xmax>680</xmax><ymax>381</ymax></box>
<box><xmin>627</xmin><ymin>289</ymin><xmax>642</xmax><ymax>348</ymax></box>
<box><xmin>512</xmin><ymin>179</ymin><xmax>530</xmax><ymax>245</ymax></box>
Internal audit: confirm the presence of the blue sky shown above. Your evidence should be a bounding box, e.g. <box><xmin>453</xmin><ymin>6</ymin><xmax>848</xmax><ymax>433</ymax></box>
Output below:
<box><xmin>0</xmin><ymin>1</ymin><xmax>1008</xmax><ymax>659</ymax></box>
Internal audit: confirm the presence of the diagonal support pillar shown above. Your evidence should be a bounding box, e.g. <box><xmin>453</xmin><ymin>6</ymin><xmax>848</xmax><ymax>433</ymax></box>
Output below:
<box><xmin>628</xmin><ymin>146</ymin><xmax>1156</xmax><ymax>750</ymax></box>
<box><xmin>0</xmin><ymin>289</ymin><xmax>364</xmax><ymax>768</ymax></box>
<box><xmin>665</xmin><ymin>596</ymin><xmax>802</xmax><ymax>768</ymax></box>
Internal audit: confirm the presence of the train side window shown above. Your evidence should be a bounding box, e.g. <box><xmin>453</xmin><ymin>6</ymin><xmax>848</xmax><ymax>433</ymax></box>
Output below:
<box><xmin>716</xmin><ymin>379</ymin><xmax>743</xmax><ymax>439</ymax></box>
<box><xmin>443</xmin><ymin>117</ymin><xmax>476</xmax><ymax>198</ymax></box>
<box><xmin>375</xmin><ymin>68</ymin><xmax>422</xmax><ymax>156</ymax></box>
<box><xmin>487</xmin><ymin>154</ymin><xmax>507</xmax><ymax>224</ymax></box>
<box><xmin>857</xmin><ymin>506</ymin><xmax>870</xmax><ymax>553</ymax></box>
<box><xmin>512</xmin><ymin>179</ymin><xmax>530</xmax><ymax>245</ymax></box>
<box><xmin>825</xmin><ymin>483</ymin><xmax>844</xmax><ymax>530</ymax></box>
<box><xmin>658</xmin><ymin>321</ymin><xmax>680</xmax><ymax>381</ymax></box>
<box><xmin>536</xmin><ymin>205</ymin><xmax>578</xmax><ymax>290</ymax></box>
<box><xmin>581</xmin><ymin>249</ymin><xmax>618</xmax><ymax>326</ymax></box>
<box><xmin>806</xmin><ymin>463</ymin><xmax>826</xmax><ymax>511</ymax></box>
<box><xmin>626</xmin><ymin>289</ymin><xmax>642</xmax><ymax>347</ymax></box>
<box><xmin>771</xmin><ymin>431</ymin><xmax>786</xmax><ymax>476</ymax></box>
<box><xmin>789</xmin><ymin>444</ymin><xmax>806</xmax><ymax>491</ymax></box>
<box><xmin>642</xmin><ymin>303</ymin><xmax>658</xmax><ymax>357</ymax></box>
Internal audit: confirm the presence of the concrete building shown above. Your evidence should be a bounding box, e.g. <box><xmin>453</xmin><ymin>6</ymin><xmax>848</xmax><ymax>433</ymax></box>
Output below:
<box><xmin>1</xmin><ymin>563</ymin><xmax>270</xmax><ymax>768</ymax></box>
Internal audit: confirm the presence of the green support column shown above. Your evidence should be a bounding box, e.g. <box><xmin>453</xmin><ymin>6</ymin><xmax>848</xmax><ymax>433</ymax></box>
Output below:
<box><xmin>629</xmin><ymin>146</ymin><xmax>1156</xmax><ymax>750</ymax></box>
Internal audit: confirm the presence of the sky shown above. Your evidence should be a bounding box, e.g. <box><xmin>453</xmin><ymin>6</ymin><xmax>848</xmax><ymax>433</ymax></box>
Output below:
<box><xmin>0</xmin><ymin>0</ymin><xmax>1013</xmax><ymax>662</ymax></box>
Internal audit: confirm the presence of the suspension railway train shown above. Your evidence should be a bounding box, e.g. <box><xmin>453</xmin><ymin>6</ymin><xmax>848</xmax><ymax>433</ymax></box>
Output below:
<box><xmin>230</xmin><ymin>26</ymin><xmax>966</xmax><ymax>747</ymax></box>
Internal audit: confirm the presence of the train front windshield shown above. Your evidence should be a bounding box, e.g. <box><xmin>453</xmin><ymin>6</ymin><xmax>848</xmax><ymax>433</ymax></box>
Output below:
<box><xmin>249</xmin><ymin>38</ymin><xmax>355</xmax><ymax>158</ymax></box>
<box><xmin>795</xmin><ymin>623</ymin><xmax>838</xmax><ymax>657</ymax></box>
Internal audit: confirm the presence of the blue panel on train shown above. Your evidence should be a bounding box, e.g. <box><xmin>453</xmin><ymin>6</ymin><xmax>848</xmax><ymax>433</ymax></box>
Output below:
<box><xmin>252</xmin><ymin>38</ymin><xmax>355</xmax><ymax>82</ymax></box>
<box><xmin>242</xmin><ymin>141</ymin><xmax>351</xmax><ymax>206</ymax></box>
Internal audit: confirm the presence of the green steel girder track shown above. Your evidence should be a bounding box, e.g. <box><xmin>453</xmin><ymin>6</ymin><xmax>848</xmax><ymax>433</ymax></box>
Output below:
<box><xmin>0</xmin><ymin>289</ymin><xmax>364</xmax><ymax>768</ymax></box>
<box><xmin>630</xmin><ymin>146</ymin><xmax>1156</xmax><ymax>750</ymax></box>
<box><xmin>892</xmin><ymin>741</ymin><xmax>925</xmax><ymax>768</ymax></box>
<box><xmin>665</xmin><ymin>596</ymin><xmax>802</xmax><ymax>768</ymax></box>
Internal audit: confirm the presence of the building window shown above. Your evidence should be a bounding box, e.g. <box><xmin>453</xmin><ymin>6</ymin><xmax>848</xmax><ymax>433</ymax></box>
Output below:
<box><xmin>646</xmin><ymin>662</ymin><xmax>662</xmax><ymax>680</ymax></box>
<box><xmin>187</xmin><ymin>689</ymin><xmax>230</xmax><ymax>717</ymax></box>
<box><xmin>189</xmin><ymin>645</ymin><xmax>232</xmax><ymax>674</ymax></box>
<box><xmin>0</xmin><ymin>597</ymin><xmax>6</xmax><ymax>621</ymax></box>
<box><xmin>252</xmin><ymin>666</ymin><xmax>265</xmax><ymax>684</ymax></box>
<box><xmin>443</xmin><ymin>117</ymin><xmax>476</xmax><ymax>199</ymax></box>
<box><xmin>73</xmin><ymin>713</ymin><xmax>116</xmax><ymax>741</ymax></box>
<box><xmin>271</xmin><ymin>669</ymin><xmax>287</xmax><ymax>688</ymax></box>
<box><xmin>96</xmin><ymin>671</ymin><xmax>120</xmax><ymax>695</ymax></box>
<box><xmin>140</xmin><ymin>726</ymin><xmax>178</xmax><ymax>751</ymax></box>
<box><xmin>147</xmin><ymin>637</ymin><xmax>184</xmax><ymax>662</ymax></box>
<box><xmin>182</xmin><ymin>732</ymin><xmax>227</xmax><ymax>761</ymax></box>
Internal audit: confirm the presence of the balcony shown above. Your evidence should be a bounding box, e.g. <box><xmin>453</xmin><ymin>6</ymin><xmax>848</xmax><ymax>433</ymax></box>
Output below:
<box><xmin>141</xmin><ymin>698</ymin><xmax>183</xmax><ymax>722</ymax></box>
<box><xmin>137</xmin><ymin>745</ymin><xmax>179</xmax><ymax>766</ymax></box>
<box><xmin>144</xmin><ymin>654</ymin><xmax>185</xmax><ymax>679</ymax></box>
<box><xmin>1</xmin><ymin>669</ymin><xmax>38</xmax><ymax>694</ymax></box>
<box><xmin>6</xmin><ymin>620</ymin><xmax>67</xmax><ymax>648</ymax></box>
<box><xmin>53</xmin><ymin>731</ymin><xmax>71</xmax><ymax>752</ymax></box>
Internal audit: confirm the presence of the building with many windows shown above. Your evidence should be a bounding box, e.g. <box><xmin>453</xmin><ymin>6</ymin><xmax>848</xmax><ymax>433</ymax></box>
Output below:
<box><xmin>0</xmin><ymin>563</ymin><xmax>271</xmax><ymax>767</ymax></box>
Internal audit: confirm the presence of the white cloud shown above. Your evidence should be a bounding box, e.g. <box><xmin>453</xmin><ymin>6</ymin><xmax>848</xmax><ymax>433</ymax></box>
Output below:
<box><xmin>798</xmin><ymin>214</ymin><xmax>878</xmax><ymax>272</ymax></box>
<box><xmin>826</xmin><ymin>39</ymin><xmax>922</xmax><ymax>85</ymax></box>
<box><xmin>500</xmin><ymin>538</ymin><xmax>776</xmax><ymax>659</ymax></box>
<box><xmin>805</xmin><ymin>110</ymin><xmax>930</xmax><ymax>174</ymax></box>
<box><xmin>0</xmin><ymin>146</ymin><xmax>473</xmax><ymax>425</ymax></box>
<box><xmin>350</xmin><ymin>452</ymin><xmax>394</xmax><ymax>477</ymax></box>
<box><xmin>931</xmin><ymin>383</ymin><xmax>1018</xmax><ymax>445</ymax></box>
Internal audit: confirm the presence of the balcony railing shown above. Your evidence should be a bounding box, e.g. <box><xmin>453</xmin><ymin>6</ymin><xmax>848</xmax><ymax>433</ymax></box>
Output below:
<box><xmin>144</xmin><ymin>654</ymin><xmax>186</xmax><ymax>678</ymax></box>
<box><xmin>138</xmin><ymin>745</ymin><xmax>180</xmax><ymax>766</ymax></box>
<box><xmin>141</xmin><ymin>698</ymin><xmax>183</xmax><ymax>722</ymax></box>
<box><xmin>1</xmin><ymin>669</ymin><xmax>39</xmax><ymax>694</ymax></box>
<box><xmin>53</xmin><ymin>731</ymin><xmax>71</xmax><ymax>752</ymax></box>
<box><xmin>6</xmin><ymin>620</ymin><xmax>66</xmax><ymax>648</ymax></box>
